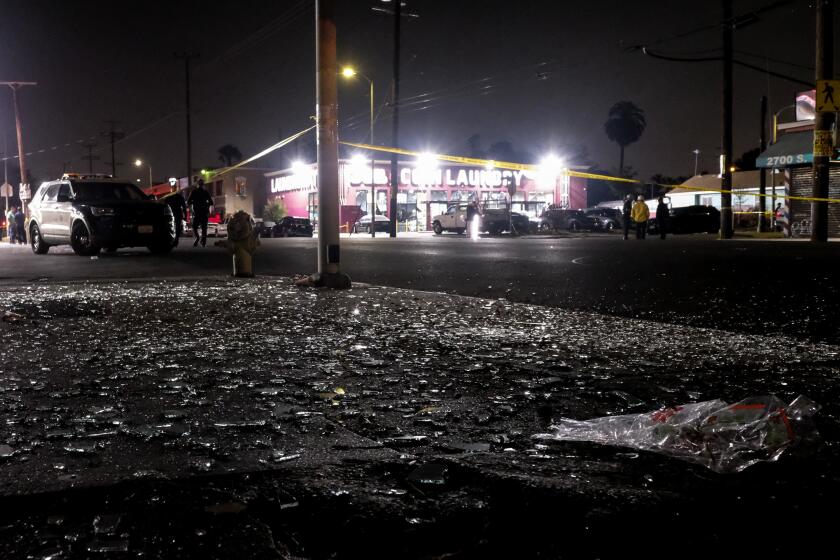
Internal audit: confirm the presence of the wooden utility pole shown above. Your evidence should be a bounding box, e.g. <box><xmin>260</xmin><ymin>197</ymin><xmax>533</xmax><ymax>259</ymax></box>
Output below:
<box><xmin>81</xmin><ymin>143</ymin><xmax>99</xmax><ymax>174</ymax></box>
<box><xmin>175</xmin><ymin>53</ymin><xmax>199</xmax><ymax>187</ymax></box>
<box><xmin>720</xmin><ymin>0</ymin><xmax>734</xmax><ymax>239</ymax></box>
<box><xmin>389</xmin><ymin>0</ymin><xmax>402</xmax><ymax>238</ymax></box>
<box><xmin>811</xmin><ymin>0</ymin><xmax>834</xmax><ymax>242</ymax></box>
<box><xmin>313</xmin><ymin>0</ymin><xmax>350</xmax><ymax>288</ymax></box>
<box><xmin>758</xmin><ymin>95</ymin><xmax>768</xmax><ymax>232</ymax></box>
<box><xmin>102</xmin><ymin>120</ymin><xmax>125</xmax><ymax>177</ymax></box>
<box><xmin>0</xmin><ymin>81</ymin><xmax>36</xmax><ymax>205</ymax></box>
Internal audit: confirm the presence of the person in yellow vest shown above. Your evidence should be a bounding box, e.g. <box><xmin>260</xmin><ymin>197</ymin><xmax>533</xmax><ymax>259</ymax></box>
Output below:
<box><xmin>631</xmin><ymin>195</ymin><xmax>650</xmax><ymax>240</ymax></box>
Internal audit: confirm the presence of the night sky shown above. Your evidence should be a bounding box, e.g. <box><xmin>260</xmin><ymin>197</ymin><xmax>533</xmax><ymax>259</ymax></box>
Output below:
<box><xmin>0</xmin><ymin>0</ymin><xmax>832</xmax><ymax>186</ymax></box>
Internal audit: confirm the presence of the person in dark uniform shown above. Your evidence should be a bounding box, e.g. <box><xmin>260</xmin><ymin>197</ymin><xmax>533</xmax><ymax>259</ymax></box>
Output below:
<box><xmin>621</xmin><ymin>194</ymin><xmax>633</xmax><ymax>240</ymax></box>
<box><xmin>656</xmin><ymin>196</ymin><xmax>669</xmax><ymax>240</ymax></box>
<box><xmin>14</xmin><ymin>207</ymin><xmax>26</xmax><ymax>244</ymax></box>
<box><xmin>187</xmin><ymin>178</ymin><xmax>214</xmax><ymax>247</ymax></box>
<box><xmin>162</xmin><ymin>185</ymin><xmax>188</xmax><ymax>247</ymax></box>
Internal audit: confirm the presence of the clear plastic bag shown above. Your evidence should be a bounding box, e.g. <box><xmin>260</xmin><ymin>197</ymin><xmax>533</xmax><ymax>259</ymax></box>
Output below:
<box><xmin>534</xmin><ymin>395</ymin><xmax>820</xmax><ymax>473</ymax></box>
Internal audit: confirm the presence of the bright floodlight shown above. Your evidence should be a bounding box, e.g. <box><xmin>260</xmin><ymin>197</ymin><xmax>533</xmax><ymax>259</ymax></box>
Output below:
<box><xmin>134</xmin><ymin>159</ymin><xmax>143</xmax><ymax>167</ymax></box>
<box><xmin>539</xmin><ymin>155</ymin><xmax>564</xmax><ymax>176</ymax></box>
<box><xmin>484</xmin><ymin>160</ymin><xmax>495</xmax><ymax>171</ymax></box>
<box><xmin>341</xmin><ymin>67</ymin><xmax>356</xmax><ymax>78</ymax></box>
<box><xmin>291</xmin><ymin>160</ymin><xmax>307</xmax><ymax>175</ymax></box>
<box><xmin>350</xmin><ymin>153</ymin><xmax>369</xmax><ymax>166</ymax></box>
<box><xmin>416</xmin><ymin>152</ymin><xmax>437</xmax><ymax>168</ymax></box>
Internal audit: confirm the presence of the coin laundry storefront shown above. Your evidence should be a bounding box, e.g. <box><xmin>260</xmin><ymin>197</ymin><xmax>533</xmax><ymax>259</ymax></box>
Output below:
<box><xmin>264</xmin><ymin>159</ymin><xmax>587</xmax><ymax>232</ymax></box>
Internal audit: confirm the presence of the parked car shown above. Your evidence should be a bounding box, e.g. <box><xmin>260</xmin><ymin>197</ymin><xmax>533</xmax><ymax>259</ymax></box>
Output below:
<box><xmin>254</xmin><ymin>220</ymin><xmax>276</xmax><ymax>238</ymax></box>
<box><xmin>479</xmin><ymin>208</ymin><xmax>532</xmax><ymax>235</ymax></box>
<box><xmin>205</xmin><ymin>222</ymin><xmax>219</xmax><ymax>237</ymax></box>
<box><xmin>585</xmin><ymin>207</ymin><xmax>623</xmax><ymax>231</ymax></box>
<box><xmin>28</xmin><ymin>173</ymin><xmax>174</xmax><ymax>256</ymax></box>
<box><xmin>353</xmin><ymin>213</ymin><xmax>390</xmax><ymax>233</ymax></box>
<box><xmin>540</xmin><ymin>209</ymin><xmax>602</xmax><ymax>232</ymax></box>
<box><xmin>272</xmin><ymin>216</ymin><xmax>314</xmax><ymax>237</ymax></box>
<box><xmin>650</xmin><ymin>205</ymin><xmax>721</xmax><ymax>235</ymax></box>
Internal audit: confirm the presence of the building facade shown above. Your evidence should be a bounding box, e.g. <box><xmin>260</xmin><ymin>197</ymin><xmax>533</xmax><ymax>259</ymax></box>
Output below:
<box><xmin>264</xmin><ymin>159</ymin><xmax>587</xmax><ymax>231</ymax></box>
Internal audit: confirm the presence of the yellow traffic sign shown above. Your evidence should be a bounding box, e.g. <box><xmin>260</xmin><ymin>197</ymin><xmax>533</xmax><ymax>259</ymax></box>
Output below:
<box><xmin>816</xmin><ymin>79</ymin><xmax>840</xmax><ymax>112</ymax></box>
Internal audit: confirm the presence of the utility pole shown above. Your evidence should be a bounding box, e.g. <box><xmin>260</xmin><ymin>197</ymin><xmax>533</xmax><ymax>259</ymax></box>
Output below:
<box><xmin>102</xmin><ymin>120</ymin><xmax>125</xmax><ymax>177</ymax></box>
<box><xmin>389</xmin><ymin>0</ymin><xmax>402</xmax><ymax>238</ymax></box>
<box><xmin>81</xmin><ymin>143</ymin><xmax>99</xmax><ymax>174</ymax></box>
<box><xmin>313</xmin><ymin>0</ymin><xmax>350</xmax><ymax>288</ymax></box>
<box><xmin>1</xmin><ymin>81</ymin><xmax>36</xmax><ymax>213</ymax></box>
<box><xmin>812</xmin><ymin>0</ymin><xmax>834</xmax><ymax>242</ymax></box>
<box><xmin>175</xmin><ymin>52</ymin><xmax>199</xmax><ymax>187</ymax></box>
<box><xmin>758</xmin><ymin>96</ymin><xmax>768</xmax><ymax>232</ymax></box>
<box><xmin>720</xmin><ymin>0</ymin><xmax>734</xmax><ymax>239</ymax></box>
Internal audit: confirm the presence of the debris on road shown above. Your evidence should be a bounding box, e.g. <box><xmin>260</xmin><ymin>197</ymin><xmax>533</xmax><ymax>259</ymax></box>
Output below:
<box><xmin>535</xmin><ymin>395</ymin><xmax>821</xmax><ymax>473</ymax></box>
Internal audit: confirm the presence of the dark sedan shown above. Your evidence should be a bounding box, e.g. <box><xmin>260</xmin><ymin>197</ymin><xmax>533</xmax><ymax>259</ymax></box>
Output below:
<box><xmin>585</xmin><ymin>207</ymin><xmax>623</xmax><ymax>231</ymax></box>
<box><xmin>540</xmin><ymin>209</ymin><xmax>602</xmax><ymax>232</ymax></box>
<box><xmin>650</xmin><ymin>205</ymin><xmax>721</xmax><ymax>234</ymax></box>
<box><xmin>271</xmin><ymin>216</ymin><xmax>314</xmax><ymax>237</ymax></box>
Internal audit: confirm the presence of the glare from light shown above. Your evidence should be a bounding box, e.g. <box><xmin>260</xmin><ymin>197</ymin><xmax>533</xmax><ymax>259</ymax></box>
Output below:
<box><xmin>470</xmin><ymin>216</ymin><xmax>480</xmax><ymax>241</ymax></box>
<box><xmin>134</xmin><ymin>159</ymin><xmax>143</xmax><ymax>167</ymax></box>
<box><xmin>350</xmin><ymin>154</ymin><xmax>369</xmax><ymax>167</ymax></box>
<box><xmin>729</xmin><ymin>166</ymin><xmax>737</xmax><ymax>172</ymax></box>
<box><xmin>415</xmin><ymin>152</ymin><xmax>437</xmax><ymax>168</ymax></box>
<box><xmin>168</xmin><ymin>177</ymin><xmax>177</xmax><ymax>186</ymax></box>
<box><xmin>291</xmin><ymin>160</ymin><xmax>307</xmax><ymax>175</ymax></box>
<box><xmin>539</xmin><ymin>154</ymin><xmax>565</xmax><ymax>176</ymax></box>
<box><xmin>484</xmin><ymin>160</ymin><xmax>495</xmax><ymax>171</ymax></box>
<box><xmin>341</xmin><ymin>67</ymin><xmax>357</xmax><ymax>78</ymax></box>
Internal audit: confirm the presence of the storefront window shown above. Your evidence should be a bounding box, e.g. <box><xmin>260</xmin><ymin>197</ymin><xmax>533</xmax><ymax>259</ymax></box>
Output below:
<box><xmin>430</xmin><ymin>190</ymin><xmax>447</xmax><ymax>202</ymax></box>
<box><xmin>355</xmin><ymin>189</ymin><xmax>371</xmax><ymax>213</ymax></box>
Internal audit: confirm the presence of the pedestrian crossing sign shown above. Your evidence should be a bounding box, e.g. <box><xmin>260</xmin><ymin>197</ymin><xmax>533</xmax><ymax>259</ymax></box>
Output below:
<box><xmin>816</xmin><ymin>80</ymin><xmax>840</xmax><ymax>113</ymax></box>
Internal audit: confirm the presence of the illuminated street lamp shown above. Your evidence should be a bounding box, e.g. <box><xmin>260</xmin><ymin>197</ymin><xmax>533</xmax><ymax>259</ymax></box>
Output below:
<box><xmin>134</xmin><ymin>159</ymin><xmax>153</xmax><ymax>188</ymax></box>
<box><xmin>341</xmin><ymin>65</ymin><xmax>376</xmax><ymax>237</ymax></box>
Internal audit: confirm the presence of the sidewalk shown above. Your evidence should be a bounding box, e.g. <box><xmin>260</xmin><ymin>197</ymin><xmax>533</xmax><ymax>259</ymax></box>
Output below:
<box><xmin>0</xmin><ymin>278</ymin><xmax>838</xmax><ymax>558</ymax></box>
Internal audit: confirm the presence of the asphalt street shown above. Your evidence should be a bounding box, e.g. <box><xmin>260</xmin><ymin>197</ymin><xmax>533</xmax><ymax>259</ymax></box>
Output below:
<box><xmin>1</xmin><ymin>232</ymin><xmax>839</xmax><ymax>342</ymax></box>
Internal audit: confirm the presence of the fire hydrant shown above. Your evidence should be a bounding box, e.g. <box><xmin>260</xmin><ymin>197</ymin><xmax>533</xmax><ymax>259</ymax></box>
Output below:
<box><xmin>226</xmin><ymin>210</ymin><xmax>259</xmax><ymax>278</ymax></box>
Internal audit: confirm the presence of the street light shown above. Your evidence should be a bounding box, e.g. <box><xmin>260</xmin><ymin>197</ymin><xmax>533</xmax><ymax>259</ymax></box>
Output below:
<box><xmin>692</xmin><ymin>148</ymin><xmax>700</xmax><ymax>176</ymax></box>
<box><xmin>341</xmin><ymin>65</ymin><xmax>376</xmax><ymax>237</ymax></box>
<box><xmin>134</xmin><ymin>159</ymin><xmax>152</xmax><ymax>188</ymax></box>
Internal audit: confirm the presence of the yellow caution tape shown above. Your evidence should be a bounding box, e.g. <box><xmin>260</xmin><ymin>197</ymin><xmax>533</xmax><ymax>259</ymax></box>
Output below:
<box><xmin>207</xmin><ymin>126</ymin><xmax>316</xmax><ymax>180</ymax></box>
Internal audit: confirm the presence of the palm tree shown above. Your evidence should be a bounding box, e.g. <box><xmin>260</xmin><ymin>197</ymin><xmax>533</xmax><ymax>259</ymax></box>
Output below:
<box><xmin>604</xmin><ymin>102</ymin><xmax>646</xmax><ymax>176</ymax></box>
<box><xmin>217</xmin><ymin>144</ymin><xmax>243</xmax><ymax>167</ymax></box>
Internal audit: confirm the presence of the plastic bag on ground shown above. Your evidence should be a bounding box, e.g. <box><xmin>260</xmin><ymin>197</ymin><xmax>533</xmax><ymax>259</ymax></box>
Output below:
<box><xmin>534</xmin><ymin>395</ymin><xmax>820</xmax><ymax>473</ymax></box>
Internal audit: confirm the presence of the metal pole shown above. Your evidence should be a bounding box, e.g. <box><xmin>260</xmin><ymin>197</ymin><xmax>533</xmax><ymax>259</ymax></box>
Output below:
<box><xmin>720</xmin><ymin>0</ymin><xmax>734</xmax><ymax>239</ymax></box>
<box><xmin>314</xmin><ymin>0</ymin><xmax>349</xmax><ymax>288</ymax></box>
<box><xmin>812</xmin><ymin>0</ymin><xmax>834</xmax><ymax>242</ymax></box>
<box><xmin>370</xmin><ymin>78</ymin><xmax>375</xmax><ymax>238</ymax></box>
<box><xmin>758</xmin><ymin>96</ymin><xmax>768</xmax><ymax>232</ymax></box>
<box><xmin>185</xmin><ymin>57</ymin><xmax>192</xmax><ymax>186</ymax></box>
<box><xmin>389</xmin><ymin>0</ymin><xmax>401</xmax><ymax>238</ymax></box>
<box><xmin>149</xmin><ymin>165</ymin><xmax>153</xmax><ymax>188</ymax></box>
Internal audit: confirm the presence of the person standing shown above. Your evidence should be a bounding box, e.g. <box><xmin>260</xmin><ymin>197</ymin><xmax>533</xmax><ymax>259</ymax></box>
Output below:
<box><xmin>621</xmin><ymin>194</ymin><xmax>633</xmax><ymax>240</ymax></box>
<box><xmin>631</xmin><ymin>195</ymin><xmax>649</xmax><ymax>240</ymax></box>
<box><xmin>6</xmin><ymin>206</ymin><xmax>16</xmax><ymax>244</ymax></box>
<box><xmin>655</xmin><ymin>196</ymin><xmax>669</xmax><ymax>240</ymax></box>
<box><xmin>162</xmin><ymin>186</ymin><xmax>188</xmax><ymax>247</ymax></box>
<box><xmin>14</xmin><ymin>206</ymin><xmax>25</xmax><ymax>244</ymax></box>
<box><xmin>187</xmin><ymin>179</ymin><xmax>214</xmax><ymax>247</ymax></box>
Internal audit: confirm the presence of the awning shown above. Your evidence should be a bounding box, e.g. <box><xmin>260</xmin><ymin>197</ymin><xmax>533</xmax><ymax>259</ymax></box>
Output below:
<box><xmin>756</xmin><ymin>131</ymin><xmax>815</xmax><ymax>168</ymax></box>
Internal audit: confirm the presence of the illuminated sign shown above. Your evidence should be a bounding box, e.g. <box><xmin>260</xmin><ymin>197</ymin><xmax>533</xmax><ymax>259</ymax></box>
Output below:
<box><xmin>346</xmin><ymin>164</ymin><xmax>534</xmax><ymax>188</ymax></box>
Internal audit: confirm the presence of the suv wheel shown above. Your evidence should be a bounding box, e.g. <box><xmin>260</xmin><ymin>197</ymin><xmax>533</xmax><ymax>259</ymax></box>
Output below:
<box><xmin>30</xmin><ymin>223</ymin><xmax>50</xmax><ymax>254</ymax></box>
<box><xmin>70</xmin><ymin>221</ymin><xmax>100</xmax><ymax>256</ymax></box>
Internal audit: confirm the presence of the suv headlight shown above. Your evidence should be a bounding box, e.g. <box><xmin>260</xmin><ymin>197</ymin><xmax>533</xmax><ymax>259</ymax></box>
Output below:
<box><xmin>90</xmin><ymin>207</ymin><xmax>115</xmax><ymax>216</ymax></box>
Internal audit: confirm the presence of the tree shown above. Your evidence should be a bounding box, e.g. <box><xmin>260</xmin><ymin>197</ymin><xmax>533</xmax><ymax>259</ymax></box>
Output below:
<box><xmin>734</xmin><ymin>148</ymin><xmax>760</xmax><ymax>171</ymax></box>
<box><xmin>263</xmin><ymin>199</ymin><xmax>287</xmax><ymax>222</ymax></box>
<box><xmin>604</xmin><ymin>101</ymin><xmax>646</xmax><ymax>175</ymax></box>
<box><xmin>217</xmin><ymin>144</ymin><xmax>243</xmax><ymax>167</ymax></box>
